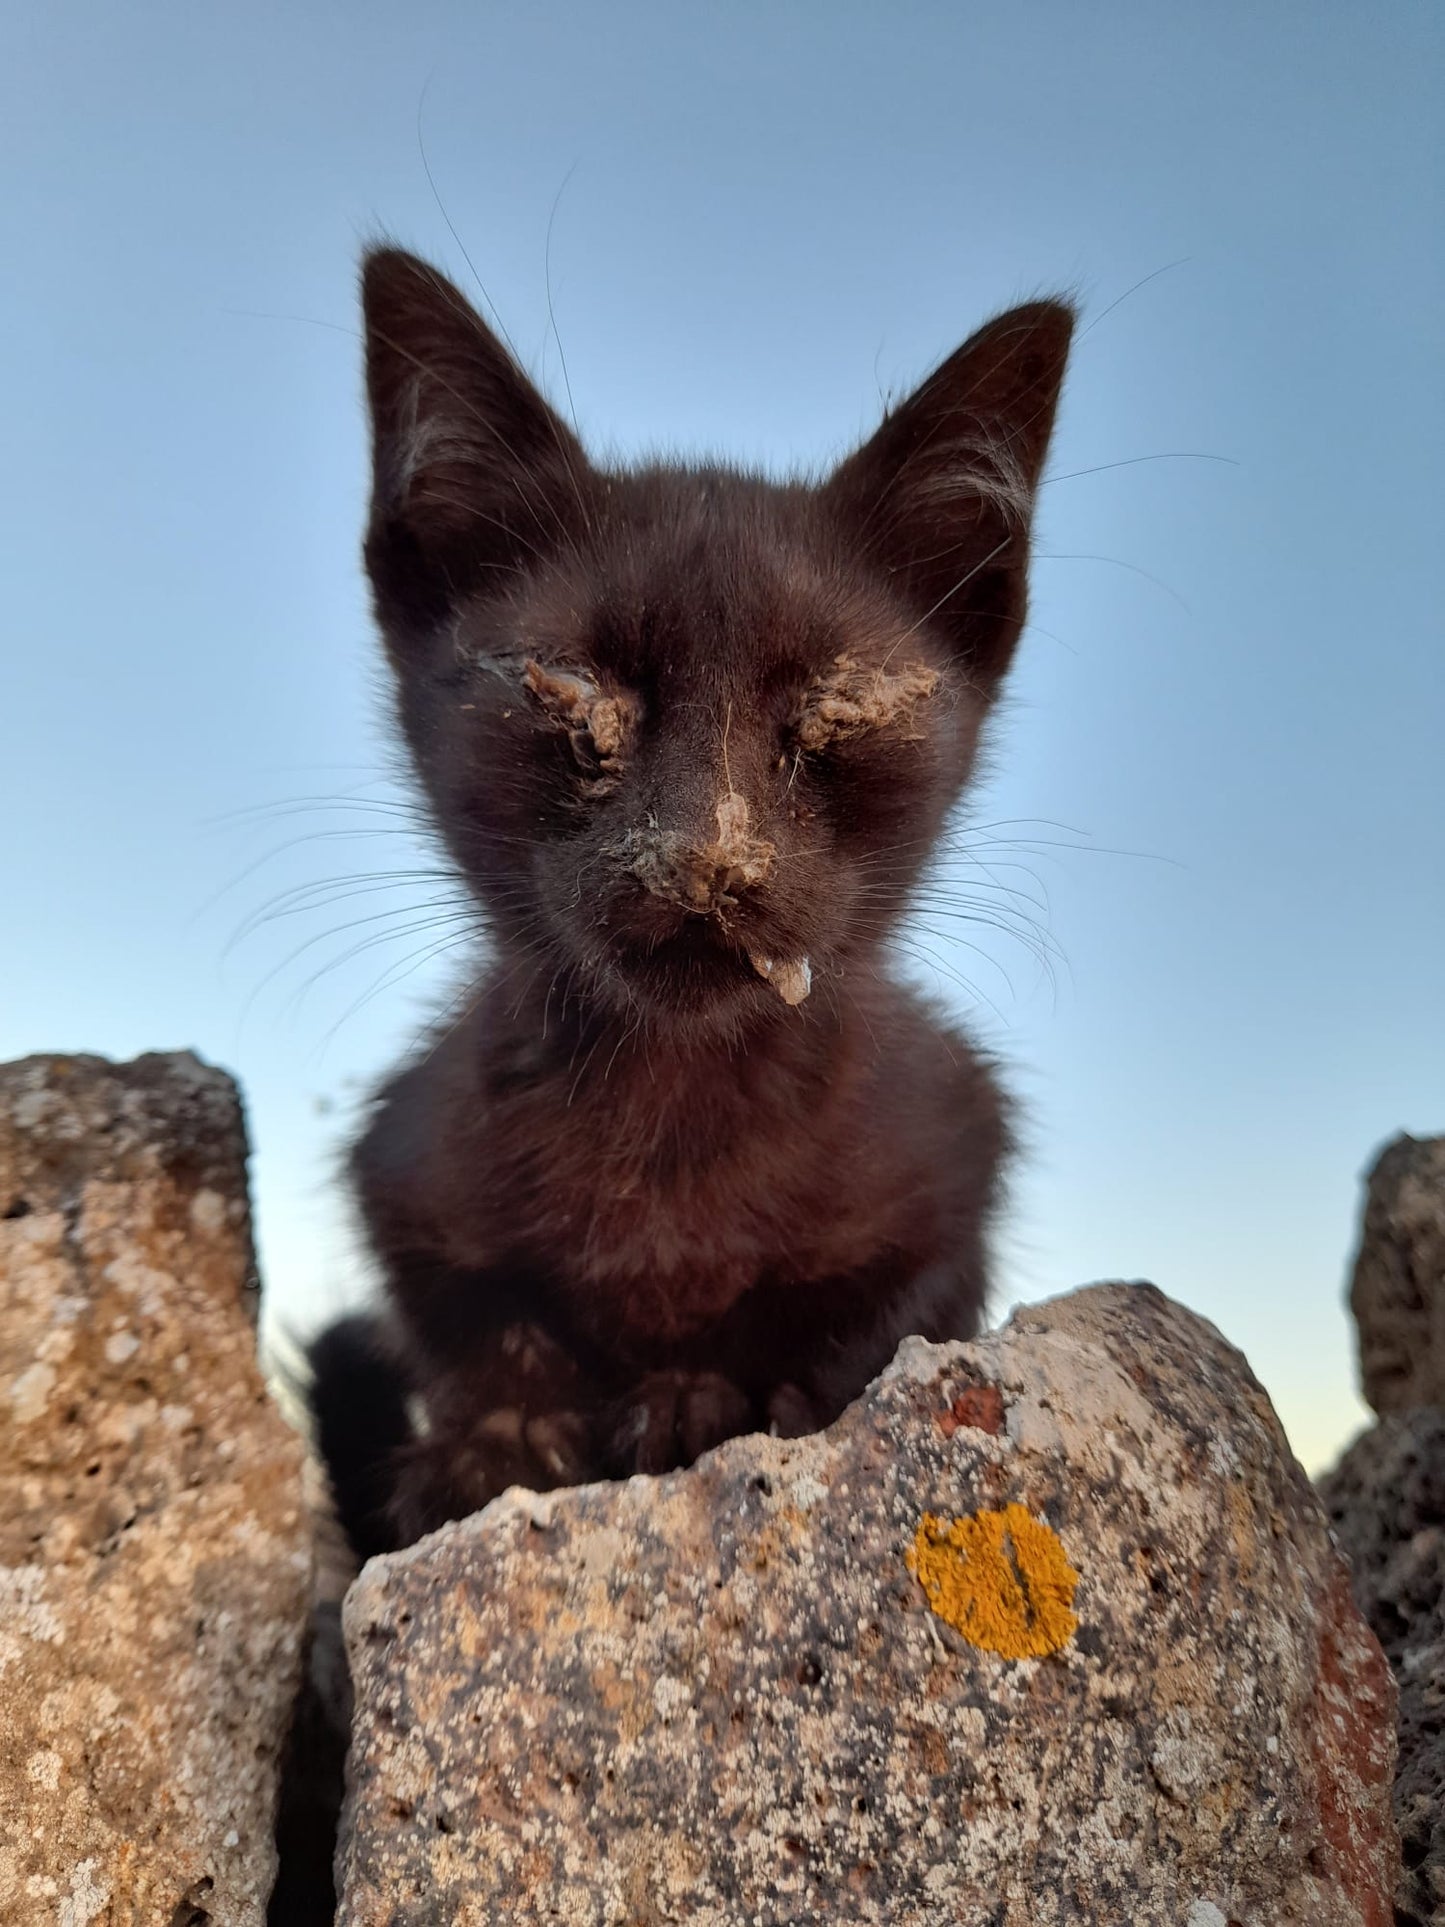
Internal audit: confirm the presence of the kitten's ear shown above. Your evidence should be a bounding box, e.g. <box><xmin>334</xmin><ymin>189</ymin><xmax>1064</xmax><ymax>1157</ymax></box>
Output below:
<box><xmin>360</xmin><ymin>247</ymin><xmax>592</xmax><ymax>636</ymax></box>
<box><xmin>825</xmin><ymin>301</ymin><xmax>1073</xmax><ymax>691</ymax></box>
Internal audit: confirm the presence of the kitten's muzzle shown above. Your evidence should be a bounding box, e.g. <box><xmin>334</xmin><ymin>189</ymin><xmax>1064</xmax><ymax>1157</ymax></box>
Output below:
<box><xmin>626</xmin><ymin>835</ymin><xmax>761</xmax><ymax>914</ymax></box>
<box><xmin>617</xmin><ymin>793</ymin><xmax>812</xmax><ymax>1006</ymax></box>
<box><xmin>623</xmin><ymin>790</ymin><xmax>776</xmax><ymax>916</ymax></box>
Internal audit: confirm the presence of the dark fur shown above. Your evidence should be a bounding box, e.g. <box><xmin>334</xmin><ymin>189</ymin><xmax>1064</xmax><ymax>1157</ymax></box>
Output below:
<box><xmin>311</xmin><ymin>248</ymin><xmax>1072</xmax><ymax>1553</ymax></box>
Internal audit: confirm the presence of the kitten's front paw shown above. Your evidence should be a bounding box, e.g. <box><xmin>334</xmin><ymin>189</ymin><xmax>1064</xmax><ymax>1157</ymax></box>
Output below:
<box><xmin>387</xmin><ymin>1400</ymin><xmax>595</xmax><ymax>1545</ymax></box>
<box><xmin>606</xmin><ymin>1369</ymin><xmax>754</xmax><ymax>1475</ymax></box>
<box><xmin>766</xmin><ymin>1380</ymin><xmax>822</xmax><ymax>1439</ymax></box>
<box><xmin>388</xmin><ymin>1320</ymin><xmax>600</xmax><ymax>1543</ymax></box>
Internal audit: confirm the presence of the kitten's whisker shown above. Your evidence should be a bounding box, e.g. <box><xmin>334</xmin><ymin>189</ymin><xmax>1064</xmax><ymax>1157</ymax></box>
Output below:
<box><xmin>239</xmin><ymin>902</ymin><xmax>478</xmax><ymax>1017</ymax></box>
<box><xmin>415</xmin><ymin>89</ymin><xmax>594</xmax><ymax>547</ymax></box>
<box><xmin>225</xmin><ymin>876</ymin><xmax>467</xmax><ymax>956</ymax></box>
<box><xmin>1042</xmin><ymin>451</ymin><xmax>1237</xmax><ymax>486</ymax></box>
<box><xmin>316</xmin><ymin>927</ymin><xmax>487</xmax><ymax>1057</ymax></box>
<box><xmin>1034</xmin><ymin>550</ymin><xmax>1189</xmax><ymax>614</ymax></box>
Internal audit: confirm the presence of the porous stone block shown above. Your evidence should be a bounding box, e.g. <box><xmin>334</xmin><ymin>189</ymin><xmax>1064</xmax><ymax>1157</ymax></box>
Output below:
<box><xmin>338</xmin><ymin>1283</ymin><xmax>1397</xmax><ymax>1926</ymax></box>
<box><xmin>0</xmin><ymin>1052</ymin><xmax>311</xmax><ymax>1926</ymax></box>
<box><xmin>1321</xmin><ymin>1407</ymin><xmax>1445</xmax><ymax>1927</ymax></box>
<box><xmin>1349</xmin><ymin>1133</ymin><xmax>1445</xmax><ymax>1416</ymax></box>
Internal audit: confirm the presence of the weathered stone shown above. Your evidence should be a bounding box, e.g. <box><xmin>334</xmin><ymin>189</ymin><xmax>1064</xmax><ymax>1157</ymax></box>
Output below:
<box><xmin>1348</xmin><ymin>1134</ymin><xmax>1445</xmax><ymax>1416</ymax></box>
<box><xmin>0</xmin><ymin>1053</ymin><xmax>311</xmax><ymax>1926</ymax></box>
<box><xmin>337</xmin><ymin>1282</ymin><xmax>1397</xmax><ymax>1926</ymax></box>
<box><xmin>1320</xmin><ymin>1409</ymin><xmax>1445</xmax><ymax>1926</ymax></box>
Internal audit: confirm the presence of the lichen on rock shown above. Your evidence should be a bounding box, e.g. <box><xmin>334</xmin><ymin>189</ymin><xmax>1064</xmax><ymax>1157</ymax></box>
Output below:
<box><xmin>1320</xmin><ymin>1131</ymin><xmax>1445</xmax><ymax>1925</ymax></box>
<box><xmin>0</xmin><ymin>1051</ymin><xmax>311</xmax><ymax>1927</ymax></box>
<box><xmin>1347</xmin><ymin>1133</ymin><xmax>1445</xmax><ymax>1417</ymax></box>
<box><xmin>1321</xmin><ymin>1410</ymin><xmax>1445</xmax><ymax>1926</ymax></box>
<box><xmin>336</xmin><ymin>1282</ymin><xmax>1398</xmax><ymax>1926</ymax></box>
<box><xmin>907</xmin><ymin>1502</ymin><xmax>1079</xmax><ymax>1658</ymax></box>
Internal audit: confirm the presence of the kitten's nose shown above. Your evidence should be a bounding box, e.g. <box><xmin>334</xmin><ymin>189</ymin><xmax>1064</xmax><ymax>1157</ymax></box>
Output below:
<box><xmin>630</xmin><ymin>836</ymin><xmax>748</xmax><ymax>913</ymax></box>
<box><xmin>627</xmin><ymin>790</ymin><xmax>776</xmax><ymax>914</ymax></box>
<box><xmin>630</xmin><ymin>836</ymin><xmax>729</xmax><ymax>912</ymax></box>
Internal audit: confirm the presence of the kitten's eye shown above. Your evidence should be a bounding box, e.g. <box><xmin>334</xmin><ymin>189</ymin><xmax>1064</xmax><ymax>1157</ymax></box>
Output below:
<box><xmin>794</xmin><ymin>652</ymin><xmax>939</xmax><ymax>753</ymax></box>
<box><xmin>523</xmin><ymin>659</ymin><xmax>634</xmax><ymax>786</ymax></box>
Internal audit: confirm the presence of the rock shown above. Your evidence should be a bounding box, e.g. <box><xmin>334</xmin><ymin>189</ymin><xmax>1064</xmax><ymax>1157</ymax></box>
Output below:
<box><xmin>1348</xmin><ymin>1134</ymin><xmax>1445</xmax><ymax>1417</ymax></box>
<box><xmin>0</xmin><ymin>1052</ymin><xmax>311</xmax><ymax>1927</ymax></box>
<box><xmin>1320</xmin><ymin>1410</ymin><xmax>1445</xmax><ymax>1926</ymax></box>
<box><xmin>1332</xmin><ymin>1134</ymin><xmax>1445</xmax><ymax>1921</ymax></box>
<box><xmin>337</xmin><ymin>1282</ymin><xmax>1398</xmax><ymax>1926</ymax></box>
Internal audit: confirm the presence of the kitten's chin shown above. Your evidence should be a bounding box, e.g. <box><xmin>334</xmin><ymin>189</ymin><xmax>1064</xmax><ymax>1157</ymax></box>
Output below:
<box><xmin>588</xmin><ymin>925</ymin><xmax>805</xmax><ymax>1031</ymax></box>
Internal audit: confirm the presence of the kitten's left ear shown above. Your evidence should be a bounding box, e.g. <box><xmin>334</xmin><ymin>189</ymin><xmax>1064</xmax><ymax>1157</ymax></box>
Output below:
<box><xmin>825</xmin><ymin>300</ymin><xmax>1073</xmax><ymax>692</ymax></box>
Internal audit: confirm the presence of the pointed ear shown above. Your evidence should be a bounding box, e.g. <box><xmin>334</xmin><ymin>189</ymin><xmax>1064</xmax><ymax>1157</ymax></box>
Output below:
<box><xmin>825</xmin><ymin>300</ymin><xmax>1073</xmax><ymax>691</ymax></box>
<box><xmin>360</xmin><ymin>247</ymin><xmax>592</xmax><ymax>637</ymax></box>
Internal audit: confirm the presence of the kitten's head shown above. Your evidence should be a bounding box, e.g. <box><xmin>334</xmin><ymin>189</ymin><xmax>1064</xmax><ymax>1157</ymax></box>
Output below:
<box><xmin>360</xmin><ymin>248</ymin><xmax>1071</xmax><ymax>1034</ymax></box>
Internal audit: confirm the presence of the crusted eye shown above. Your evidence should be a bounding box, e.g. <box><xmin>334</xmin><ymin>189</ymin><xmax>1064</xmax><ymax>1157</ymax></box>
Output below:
<box><xmin>795</xmin><ymin>652</ymin><xmax>939</xmax><ymax>752</ymax></box>
<box><xmin>523</xmin><ymin>659</ymin><xmax>635</xmax><ymax>788</ymax></box>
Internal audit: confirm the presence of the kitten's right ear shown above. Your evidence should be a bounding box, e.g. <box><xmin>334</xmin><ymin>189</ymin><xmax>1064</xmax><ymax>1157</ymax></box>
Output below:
<box><xmin>361</xmin><ymin>247</ymin><xmax>592</xmax><ymax>637</ymax></box>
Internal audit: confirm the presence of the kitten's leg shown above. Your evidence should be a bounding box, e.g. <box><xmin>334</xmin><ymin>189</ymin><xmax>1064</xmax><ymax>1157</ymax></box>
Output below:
<box><xmin>307</xmin><ymin>1312</ymin><xmax>418</xmax><ymax>1562</ymax></box>
<box><xmin>350</xmin><ymin>1073</ymin><xmax>609</xmax><ymax>1540</ymax></box>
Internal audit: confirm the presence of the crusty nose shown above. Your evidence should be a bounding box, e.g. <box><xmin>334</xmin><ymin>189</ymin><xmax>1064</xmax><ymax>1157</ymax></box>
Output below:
<box><xmin>627</xmin><ymin>791</ymin><xmax>776</xmax><ymax>913</ymax></box>
<box><xmin>630</xmin><ymin>835</ymin><xmax>747</xmax><ymax>912</ymax></box>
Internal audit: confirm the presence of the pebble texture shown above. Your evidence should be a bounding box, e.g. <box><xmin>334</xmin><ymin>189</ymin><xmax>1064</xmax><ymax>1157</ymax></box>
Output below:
<box><xmin>1321</xmin><ymin>1409</ymin><xmax>1445</xmax><ymax>1925</ymax></box>
<box><xmin>1348</xmin><ymin>1134</ymin><xmax>1445</xmax><ymax>1416</ymax></box>
<box><xmin>0</xmin><ymin>1053</ymin><xmax>311</xmax><ymax>1927</ymax></box>
<box><xmin>338</xmin><ymin>1282</ymin><xmax>1398</xmax><ymax>1926</ymax></box>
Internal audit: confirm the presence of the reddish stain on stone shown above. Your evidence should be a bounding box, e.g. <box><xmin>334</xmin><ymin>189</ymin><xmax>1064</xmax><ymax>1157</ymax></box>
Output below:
<box><xmin>1308</xmin><ymin>1564</ymin><xmax>1399</xmax><ymax>1926</ymax></box>
<box><xmin>936</xmin><ymin>1384</ymin><xmax>1005</xmax><ymax>1438</ymax></box>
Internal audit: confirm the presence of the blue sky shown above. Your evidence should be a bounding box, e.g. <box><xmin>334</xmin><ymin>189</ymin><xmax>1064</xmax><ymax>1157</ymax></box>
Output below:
<box><xmin>3</xmin><ymin>2</ymin><xmax>1440</xmax><ymax>1471</ymax></box>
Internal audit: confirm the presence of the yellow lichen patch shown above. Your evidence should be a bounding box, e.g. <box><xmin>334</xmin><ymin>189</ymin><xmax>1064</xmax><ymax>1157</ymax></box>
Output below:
<box><xmin>907</xmin><ymin>1503</ymin><xmax>1079</xmax><ymax>1659</ymax></box>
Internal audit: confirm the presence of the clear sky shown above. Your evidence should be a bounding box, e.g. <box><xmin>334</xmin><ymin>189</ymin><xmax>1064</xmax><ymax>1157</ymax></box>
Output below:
<box><xmin>3</xmin><ymin>2</ymin><xmax>1441</xmax><ymax>1472</ymax></box>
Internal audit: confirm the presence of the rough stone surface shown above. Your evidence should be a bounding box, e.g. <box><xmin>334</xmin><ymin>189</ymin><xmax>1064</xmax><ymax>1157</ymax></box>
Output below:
<box><xmin>1349</xmin><ymin>1134</ymin><xmax>1445</xmax><ymax>1417</ymax></box>
<box><xmin>338</xmin><ymin>1283</ymin><xmax>1397</xmax><ymax>1926</ymax></box>
<box><xmin>0</xmin><ymin>1052</ymin><xmax>311</xmax><ymax>1927</ymax></box>
<box><xmin>1320</xmin><ymin>1409</ymin><xmax>1445</xmax><ymax>1926</ymax></box>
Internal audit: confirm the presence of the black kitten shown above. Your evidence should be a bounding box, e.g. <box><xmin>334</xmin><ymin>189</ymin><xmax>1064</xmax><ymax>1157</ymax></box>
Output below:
<box><xmin>310</xmin><ymin>248</ymin><xmax>1072</xmax><ymax>1556</ymax></box>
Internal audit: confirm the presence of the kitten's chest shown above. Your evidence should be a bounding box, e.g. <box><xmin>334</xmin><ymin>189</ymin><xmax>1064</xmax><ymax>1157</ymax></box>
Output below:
<box><xmin>488</xmin><ymin>1056</ymin><xmax>862</xmax><ymax>1338</ymax></box>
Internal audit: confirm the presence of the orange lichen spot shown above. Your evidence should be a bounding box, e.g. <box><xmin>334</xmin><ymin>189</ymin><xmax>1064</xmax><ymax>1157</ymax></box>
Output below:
<box><xmin>907</xmin><ymin>1503</ymin><xmax>1079</xmax><ymax>1659</ymax></box>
